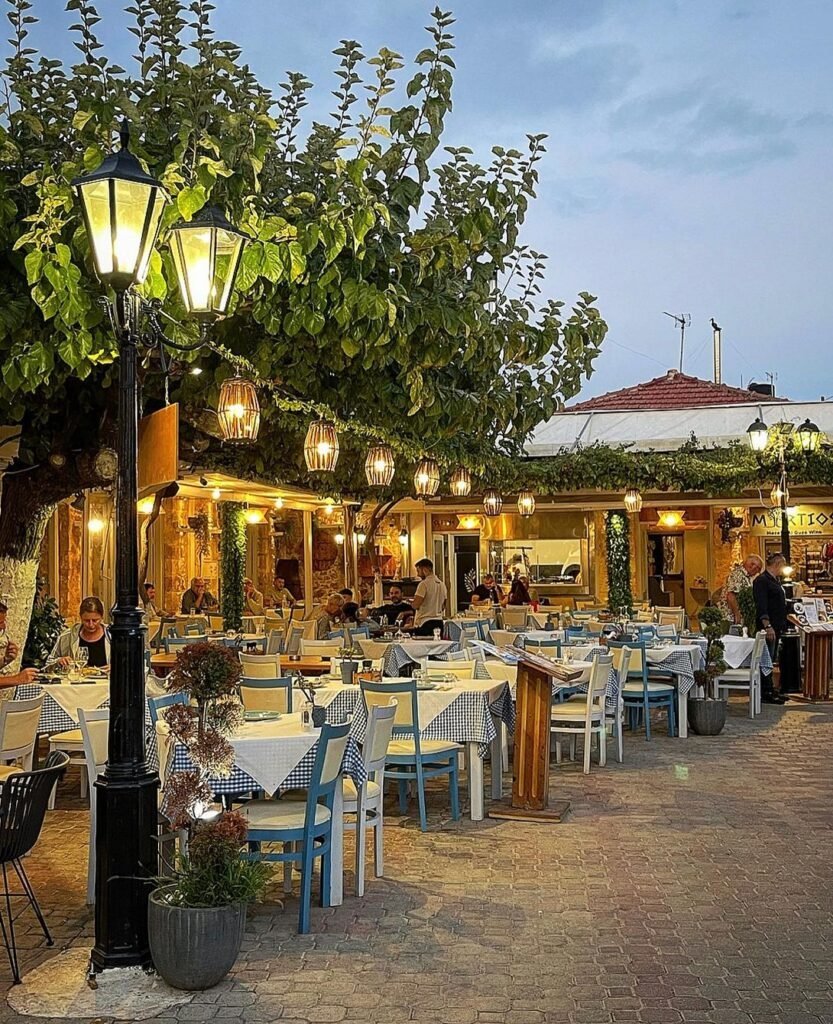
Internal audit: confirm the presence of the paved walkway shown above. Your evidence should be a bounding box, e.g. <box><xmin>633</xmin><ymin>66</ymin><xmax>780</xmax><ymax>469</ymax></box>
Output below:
<box><xmin>1</xmin><ymin>700</ymin><xmax>832</xmax><ymax>1023</ymax></box>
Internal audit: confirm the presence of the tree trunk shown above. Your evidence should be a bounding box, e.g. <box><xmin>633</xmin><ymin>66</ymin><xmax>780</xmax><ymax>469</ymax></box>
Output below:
<box><xmin>0</xmin><ymin>447</ymin><xmax>117</xmax><ymax>670</ymax></box>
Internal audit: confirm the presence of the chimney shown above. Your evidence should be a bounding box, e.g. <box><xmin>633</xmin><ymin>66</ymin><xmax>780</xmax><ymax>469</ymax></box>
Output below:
<box><xmin>710</xmin><ymin>318</ymin><xmax>722</xmax><ymax>384</ymax></box>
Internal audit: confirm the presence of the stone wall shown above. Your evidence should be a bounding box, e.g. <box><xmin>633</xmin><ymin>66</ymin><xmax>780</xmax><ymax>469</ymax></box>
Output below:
<box><xmin>312</xmin><ymin>512</ymin><xmax>344</xmax><ymax>605</ymax></box>
<box><xmin>56</xmin><ymin>503</ymin><xmax>82</xmax><ymax>620</ymax></box>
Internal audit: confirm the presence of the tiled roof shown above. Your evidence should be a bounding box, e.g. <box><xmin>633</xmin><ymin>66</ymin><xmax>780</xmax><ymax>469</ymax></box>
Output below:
<box><xmin>567</xmin><ymin>369</ymin><xmax>786</xmax><ymax>412</ymax></box>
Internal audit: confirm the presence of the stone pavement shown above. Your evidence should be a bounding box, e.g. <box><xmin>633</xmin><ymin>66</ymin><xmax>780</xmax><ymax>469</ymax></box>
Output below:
<box><xmin>1</xmin><ymin>699</ymin><xmax>832</xmax><ymax>1024</ymax></box>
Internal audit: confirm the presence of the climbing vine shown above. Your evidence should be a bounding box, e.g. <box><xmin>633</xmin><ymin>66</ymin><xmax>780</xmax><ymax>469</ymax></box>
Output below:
<box><xmin>219</xmin><ymin>502</ymin><xmax>246</xmax><ymax>631</ymax></box>
<box><xmin>605</xmin><ymin>510</ymin><xmax>633</xmax><ymax>615</ymax></box>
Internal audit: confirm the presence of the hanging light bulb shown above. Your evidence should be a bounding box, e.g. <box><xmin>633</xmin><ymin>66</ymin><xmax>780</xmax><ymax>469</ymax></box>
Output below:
<box><xmin>770</xmin><ymin>482</ymin><xmax>789</xmax><ymax>506</ymax></box>
<box><xmin>449</xmin><ymin>466</ymin><xmax>471</xmax><ymax>497</ymax></box>
<box><xmin>273</xmin><ymin>497</ymin><xmax>284</xmax><ymax>510</ymax></box>
<box><xmin>87</xmin><ymin>515</ymin><xmax>105</xmax><ymax>534</ymax></box>
<box><xmin>304</xmin><ymin>420</ymin><xmax>340</xmax><ymax>472</ymax></box>
<box><xmin>365</xmin><ymin>444</ymin><xmax>396</xmax><ymax>487</ymax></box>
<box><xmin>137</xmin><ymin>496</ymin><xmax>156</xmax><ymax>516</ymax></box>
<box><xmin>413</xmin><ymin>458</ymin><xmax>440</xmax><ymax>497</ymax></box>
<box><xmin>217</xmin><ymin>376</ymin><xmax>260</xmax><ymax>443</ymax></box>
<box><xmin>211</xmin><ymin>486</ymin><xmax>221</xmax><ymax>501</ymax></box>
<box><xmin>244</xmin><ymin>507</ymin><xmax>264</xmax><ymax>525</ymax></box>
<box><xmin>517</xmin><ymin>490</ymin><xmax>536</xmax><ymax>517</ymax></box>
<box><xmin>398</xmin><ymin>528</ymin><xmax>409</xmax><ymax>545</ymax></box>
<box><xmin>624</xmin><ymin>488</ymin><xmax>643</xmax><ymax>513</ymax></box>
<box><xmin>483</xmin><ymin>490</ymin><xmax>503</xmax><ymax>517</ymax></box>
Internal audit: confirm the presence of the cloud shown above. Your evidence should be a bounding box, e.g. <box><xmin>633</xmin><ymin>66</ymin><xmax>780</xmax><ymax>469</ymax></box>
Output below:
<box><xmin>611</xmin><ymin>83</ymin><xmax>806</xmax><ymax>175</ymax></box>
<box><xmin>531</xmin><ymin>43</ymin><xmax>643</xmax><ymax>111</ymax></box>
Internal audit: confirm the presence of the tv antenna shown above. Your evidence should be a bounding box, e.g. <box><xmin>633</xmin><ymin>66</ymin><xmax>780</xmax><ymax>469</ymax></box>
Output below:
<box><xmin>663</xmin><ymin>312</ymin><xmax>691</xmax><ymax>372</ymax></box>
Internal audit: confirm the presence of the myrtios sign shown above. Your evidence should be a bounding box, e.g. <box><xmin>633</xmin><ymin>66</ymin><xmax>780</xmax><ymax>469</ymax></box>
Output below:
<box><xmin>749</xmin><ymin>505</ymin><xmax>833</xmax><ymax>537</ymax></box>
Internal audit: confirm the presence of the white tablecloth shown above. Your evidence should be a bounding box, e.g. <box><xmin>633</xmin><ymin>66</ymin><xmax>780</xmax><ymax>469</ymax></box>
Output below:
<box><xmin>39</xmin><ymin>682</ymin><xmax>111</xmax><ymax>722</ymax></box>
<box><xmin>226</xmin><ymin>714</ymin><xmax>318</xmax><ymax>796</ymax></box>
<box><xmin>721</xmin><ymin>635</ymin><xmax>764</xmax><ymax>670</ymax></box>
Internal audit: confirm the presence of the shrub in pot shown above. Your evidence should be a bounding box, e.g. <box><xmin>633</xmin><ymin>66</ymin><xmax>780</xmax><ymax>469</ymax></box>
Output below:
<box><xmin>688</xmin><ymin>606</ymin><xmax>728</xmax><ymax>736</ymax></box>
<box><xmin>150</xmin><ymin>642</ymin><xmax>268</xmax><ymax>990</ymax></box>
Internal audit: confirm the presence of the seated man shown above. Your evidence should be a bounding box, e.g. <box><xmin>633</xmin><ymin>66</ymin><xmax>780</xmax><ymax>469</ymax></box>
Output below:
<box><xmin>269</xmin><ymin>575</ymin><xmax>296</xmax><ymax>609</ymax></box>
<box><xmin>373</xmin><ymin>585</ymin><xmax>413</xmax><ymax>626</ymax></box>
<box><xmin>243</xmin><ymin>577</ymin><xmax>264</xmax><ymax>616</ymax></box>
<box><xmin>313</xmin><ymin>593</ymin><xmax>345</xmax><ymax>639</ymax></box>
<box><xmin>142</xmin><ymin>582</ymin><xmax>161</xmax><ymax>618</ymax></box>
<box><xmin>470</xmin><ymin>573</ymin><xmax>503</xmax><ymax>608</ymax></box>
<box><xmin>0</xmin><ymin>601</ymin><xmax>39</xmax><ymax>687</ymax></box>
<box><xmin>181</xmin><ymin>576</ymin><xmax>218</xmax><ymax>614</ymax></box>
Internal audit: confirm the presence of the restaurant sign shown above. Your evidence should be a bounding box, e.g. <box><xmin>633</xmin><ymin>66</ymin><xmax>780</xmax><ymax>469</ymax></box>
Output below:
<box><xmin>749</xmin><ymin>505</ymin><xmax>833</xmax><ymax>537</ymax></box>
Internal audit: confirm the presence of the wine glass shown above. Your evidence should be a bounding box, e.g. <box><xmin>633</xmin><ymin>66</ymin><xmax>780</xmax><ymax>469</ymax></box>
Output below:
<box><xmin>76</xmin><ymin>646</ymin><xmax>89</xmax><ymax>672</ymax></box>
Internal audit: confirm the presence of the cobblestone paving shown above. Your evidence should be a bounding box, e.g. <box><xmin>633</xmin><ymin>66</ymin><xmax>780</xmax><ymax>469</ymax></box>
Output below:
<box><xmin>1</xmin><ymin>700</ymin><xmax>831</xmax><ymax>1023</ymax></box>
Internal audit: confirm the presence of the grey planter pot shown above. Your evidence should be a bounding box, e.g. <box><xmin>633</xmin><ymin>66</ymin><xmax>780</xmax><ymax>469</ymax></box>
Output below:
<box><xmin>687</xmin><ymin>697</ymin><xmax>727</xmax><ymax>736</ymax></box>
<box><xmin>148</xmin><ymin>886</ymin><xmax>246</xmax><ymax>990</ymax></box>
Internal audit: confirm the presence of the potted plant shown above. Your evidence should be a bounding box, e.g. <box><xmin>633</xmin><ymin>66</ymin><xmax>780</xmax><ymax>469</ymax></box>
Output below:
<box><xmin>149</xmin><ymin>642</ymin><xmax>269</xmax><ymax>990</ymax></box>
<box><xmin>688</xmin><ymin>605</ymin><xmax>728</xmax><ymax>735</ymax></box>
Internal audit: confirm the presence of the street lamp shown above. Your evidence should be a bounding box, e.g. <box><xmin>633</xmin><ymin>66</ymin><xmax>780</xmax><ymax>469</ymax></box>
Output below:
<box><xmin>73</xmin><ymin>121</ymin><xmax>247</xmax><ymax>974</ymax></box>
<box><xmin>796</xmin><ymin>418</ymin><xmax>822</xmax><ymax>453</ymax></box>
<box><xmin>746</xmin><ymin>417</ymin><xmax>769</xmax><ymax>453</ymax></box>
<box><xmin>168</xmin><ymin>206</ymin><xmax>249</xmax><ymax>323</ymax></box>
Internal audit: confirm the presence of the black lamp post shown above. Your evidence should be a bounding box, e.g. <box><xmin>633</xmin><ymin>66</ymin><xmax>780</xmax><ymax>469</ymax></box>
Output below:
<box><xmin>73</xmin><ymin>121</ymin><xmax>248</xmax><ymax>972</ymax></box>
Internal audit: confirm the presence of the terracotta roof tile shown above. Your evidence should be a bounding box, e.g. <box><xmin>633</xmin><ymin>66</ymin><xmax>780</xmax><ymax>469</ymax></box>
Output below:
<box><xmin>567</xmin><ymin>369</ymin><xmax>787</xmax><ymax>412</ymax></box>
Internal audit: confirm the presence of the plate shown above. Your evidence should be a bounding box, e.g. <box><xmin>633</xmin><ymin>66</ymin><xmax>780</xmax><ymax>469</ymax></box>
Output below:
<box><xmin>244</xmin><ymin>711</ymin><xmax>282</xmax><ymax>722</ymax></box>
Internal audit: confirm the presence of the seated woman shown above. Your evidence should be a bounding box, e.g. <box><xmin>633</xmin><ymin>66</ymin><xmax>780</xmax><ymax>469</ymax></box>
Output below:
<box><xmin>0</xmin><ymin>601</ymin><xmax>39</xmax><ymax>687</ymax></box>
<box><xmin>50</xmin><ymin>596</ymin><xmax>110</xmax><ymax>668</ymax></box>
<box><xmin>507</xmin><ymin>575</ymin><xmax>533</xmax><ymax>606</ymax></box>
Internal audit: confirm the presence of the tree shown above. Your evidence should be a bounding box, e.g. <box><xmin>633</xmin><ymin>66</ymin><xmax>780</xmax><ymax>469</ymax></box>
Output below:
<box><xmin>0</xmin><ymin>0</ymin><xmax>607</xmax><ymax>651</ymax></box>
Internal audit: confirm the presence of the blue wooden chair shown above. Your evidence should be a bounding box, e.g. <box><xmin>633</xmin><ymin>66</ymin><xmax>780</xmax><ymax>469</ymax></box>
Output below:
<box><xmin>242</xmin><ymin>722</ymin><xmax>351</xmax><ymax>933</ymax></box>
<box><xmin>607</xmin><ymin>640</ymin><xmax>676</xmax><ymax>739</ymax></box>
<box><xmin>163</xmin><ymin>634</ymin><xmax>205</xmax><ymax>654</ymax></box>
<box><xmin>360</xmin><ymin>680</ymin><xmax>460</xmax><ymax>832</ymax></box>
<box><xmin>148</xmin><ymin>692</ymin><xmax>188</xmax><ymax>725</ymax></box>
<box><xmin>239</xmin><ymin>676</ymin><xmax>293</xmax><ymax>714</ymax></box>
<box><xmin>564</xmin><ymin>626</ymin><xmax>587</xmax><ymax>639</ymax></box>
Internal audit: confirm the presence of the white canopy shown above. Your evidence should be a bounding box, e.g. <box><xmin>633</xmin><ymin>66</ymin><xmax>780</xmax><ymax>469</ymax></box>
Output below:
<box><xmin>525</xmin><ymin>400</ymin><xmax>833</xmax><ymax>456</ymax></box>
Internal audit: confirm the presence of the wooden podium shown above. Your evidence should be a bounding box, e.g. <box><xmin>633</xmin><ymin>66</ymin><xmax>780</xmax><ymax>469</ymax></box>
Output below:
<box><xmin>802</xmin><ymin>629</ymin><xmax>833</xmax><ymax>700</ymax></box>
<box><xmin>489</xmin><ymin>658</ymin><xmax>574</xmax><ymax>823</ymax></box>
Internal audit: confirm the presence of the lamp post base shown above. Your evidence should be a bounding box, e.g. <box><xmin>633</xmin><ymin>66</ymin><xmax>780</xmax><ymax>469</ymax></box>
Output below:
<box><xmin>90</xmin><ymin>771</ymin><xmax>159</xmax><ymax>973</ymax></box>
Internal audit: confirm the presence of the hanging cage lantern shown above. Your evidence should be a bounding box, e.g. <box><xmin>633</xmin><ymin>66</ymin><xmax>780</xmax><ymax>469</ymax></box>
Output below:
<box><xmin>217</xmin><ymin>376</ymin><xmax>260</xmax><ymax>443</ymax></box>
<box><xmin>72</xmin><ymin>120</ymin><xmax>169</xmax><ymax>291</ymax></box>
<box><xmin>517</xmin><ymin>490</ymin><xmax>536</xmax><ymax>517</ymax></box>
<box><xmin>483</xmin><ymin>490</ymin><xmax>503</xmax><ymax>517</ymax></box>
<box><xmin>365</xmin><ymin>444</ymin><xmax>396</xmax><ymax>487</ymax></box>
<box><xmin>304</xmin><ymin>420</ymin><xmax>340</xmax><ymax>472</ymax></box>
<box><xmin>770</xmin><ymin>481</ymin><xmax>789</xmax><ymax>506</ymax></box>
<box><xmin>413</xmin><ymin>458</ymin><xmax>440</xmax><ymax>497</ymax></box>
<box><xmin>449</xmin><ymin>466</ymin><xmax>472</xmax><ymax>497</ymax></box>
<box><xmin>623</xmin><ymin>488</ymin><xmax>643</xmax><ymax>513</ymax></box>
<box><xmin>168</xmin><ymin>205</ymin><xmax>250</xmax><ymax>323</ymax></box>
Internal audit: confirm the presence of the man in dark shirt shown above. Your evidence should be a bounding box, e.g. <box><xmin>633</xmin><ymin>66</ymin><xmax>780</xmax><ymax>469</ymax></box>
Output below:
<box><xmin>373</xmin><ymin>585</ymin><xmax>413</xmax><ymax>626</ymax></box>
<box><xmin>470</xmin><ymin>573</ymin><xmax>503</xmax><ymax>608</ymax></box>
<box><xmin>753</xmin><ymin>551</ymin><xmax>787</xmax><ymax>704</ymax></box>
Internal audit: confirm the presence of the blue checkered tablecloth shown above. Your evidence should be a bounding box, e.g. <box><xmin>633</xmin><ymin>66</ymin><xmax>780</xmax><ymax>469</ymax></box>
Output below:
<box><xmin>351</xmin><ymin>680</ymin><xmax>514</xmax><ymax>757</ymax></box>
<box><xmin>382</xmin><ymin>641</ymin><xmax>463</xmax><ymax>677</ymax></box>
<box><xmin>14</xmin><ymin>683</ymin><xmax>159</xmax><ymax>768</ymax></box>
<box><xmin>170</xmin><ymin>732</ymin><xmax>367</xmax><ymax>796</ymax></box>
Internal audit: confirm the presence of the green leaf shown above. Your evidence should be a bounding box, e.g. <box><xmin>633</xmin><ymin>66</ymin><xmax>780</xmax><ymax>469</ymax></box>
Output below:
<box><xmin>351</xmin><ymin>207</ymin><xmax>375</xmax><ymax>249</ymax></box>
<box><xmin>24</xmin><ymin>250</ymin><xmax>44</xmax><ymax>285</ymax></box>
<box><xmin>175</xmin><ymin>185</ymin><xmax>207</xmax><ymax>221</ymax></box>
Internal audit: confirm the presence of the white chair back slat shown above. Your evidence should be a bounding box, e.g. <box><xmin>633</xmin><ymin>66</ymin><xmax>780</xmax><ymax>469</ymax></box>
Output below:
<box><xmin>425</xmin><ymin>659</ymin><xmax>476</xmax><ymax>679</ymax></box>
<box><xmin>239</xmin><ymin>652</ymin><xmax>280</xmax><ymax>677</ymax></box>
<box><xmin>319</xmin><ymin>730</ymin><xmax>351</xmax><ymax>787</ymax></box>
<box><xmin>0</xmin><ymin>695</ymin><xmax>44</xmax><ymax>760</ymax></box>
<box><xmin>365</xmin><ymin>701</ymin><xmax>397</xmax><ymax>772</ymax></box>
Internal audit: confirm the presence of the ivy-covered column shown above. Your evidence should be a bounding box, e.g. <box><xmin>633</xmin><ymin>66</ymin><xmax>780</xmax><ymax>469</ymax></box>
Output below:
<box><xmin>220</xmin><ymin>502</ymin><xmax>246</xmax><ymax>631</ymax></box>
<box><xmin>605</xmin><ymin>510</ymin><xmax>634</xmax><ymax>614</ymax></box>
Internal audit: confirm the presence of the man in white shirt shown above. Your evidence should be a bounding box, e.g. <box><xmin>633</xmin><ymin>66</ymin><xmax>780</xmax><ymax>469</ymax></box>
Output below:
<box><xmin>410</xmin><ymin>558</ymin><xmax>448</xmax><ymax>636</ymax></box>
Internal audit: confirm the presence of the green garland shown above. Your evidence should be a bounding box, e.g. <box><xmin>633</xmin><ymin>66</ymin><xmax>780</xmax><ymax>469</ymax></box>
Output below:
<box><xmin>220</xmin><ymin>502</ymin><xmax>246</xmax><ymax>631</ymax></box>
<box><xmin>605</xmin><ymin>510</ymin><xmax>634</xmax><ymax>614</ymax></box>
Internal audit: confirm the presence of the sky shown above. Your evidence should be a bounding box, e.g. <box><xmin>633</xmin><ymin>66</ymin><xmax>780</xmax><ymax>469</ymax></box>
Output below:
<box><xmin>28</xmin><ymin>0</ymin><xmax>833</xmax><ymax>402</ymax></box>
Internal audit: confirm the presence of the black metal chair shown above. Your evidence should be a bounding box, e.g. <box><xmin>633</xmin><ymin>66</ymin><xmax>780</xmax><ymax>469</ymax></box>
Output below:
<box><xmin>0</xmin><ymin>751</ymin><xmax>69</xmax><ymax>983</ymax></box>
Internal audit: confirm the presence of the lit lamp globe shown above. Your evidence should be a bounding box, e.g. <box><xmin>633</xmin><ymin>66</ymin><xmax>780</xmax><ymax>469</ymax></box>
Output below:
<box><xmin>483</xmin><ymin>490</ymin><xmax>503</xmax><ymax>517</ymax></box>
<box><xmin>355</xmin><ymin>528</ymin><xmax>367</xmax><ymax>546</ymax></box>
<box><xmin>365</xmin><ymin>444</ymin><xmax>395</xmax><ymax>487</ymax></box>
<box><xmin>517</xmin><ymin>490</ymin><xmax>535</xmax><ymax>517</ymax></box>
<box><xmin>624</xmin><ymin>488</ymin><xmax>643</xmax><ymax>513</ymax></box>
<box><xmin>304</xmin><ymin>420</ymin><xmax>340</xmax><ymax>473</ymax></box>
<box><xmin>72</xmin><ymin>120</ymin><xmax>169</xmax><ymax>291</ymax></box>
<box><xmin>449</xmin><ymin>466</ymin><xmax>471</xmax><ymax>497</ymax></box>
<box><xmin>413</xmin><ymin>458</ymin><xmax>440</xmax><ymax>497</ymax></box>
<box><xmin>796</xmin><ymin>417</ymin><xmax>822</xmax><ymax>453</ymax></box>
<box><xmin>746</xmin><ymin>417</ymin><xmax>769</xmax><ymax>453</ymax></box>
<box><xmin>217</xmin><ymin>376</ymin><xmax>260</xmax><ymax>443</ymax></box>
<box><xmin>168</xmin><ymin>206</ymin><xmax>250</xmax><ymax>323</ymax></box>
<box><xmin>770</xmin><ymin>482</ymin><xmax>789</xmax><ymax>506</ymax></box>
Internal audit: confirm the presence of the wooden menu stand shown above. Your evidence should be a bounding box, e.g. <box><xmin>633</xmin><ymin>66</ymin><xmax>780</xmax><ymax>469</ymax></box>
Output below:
<box><xmin>801</xmin><ymin>629</ymin><xmax>833</xmax><ymax>700</ymax></box>
<box><xmin>489</xmin><ymin>654</ymin><xmax>579</xmax><ymax>824</ymax></box>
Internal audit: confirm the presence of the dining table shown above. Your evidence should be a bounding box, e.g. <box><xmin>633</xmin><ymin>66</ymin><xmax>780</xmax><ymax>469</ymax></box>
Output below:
<box><xmin>169</xmin><ymin>711</ymin><xmax>366</xmax><ymax>906</ymax></box>
<box><xmin>150</xmin><ymin>652</ymin><xmax>334</xmax><ymax>677</ymax></box>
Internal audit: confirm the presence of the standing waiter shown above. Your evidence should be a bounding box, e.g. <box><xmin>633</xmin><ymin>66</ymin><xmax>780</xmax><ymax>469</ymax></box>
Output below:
<box><xmin>752</xmin><ymin>551</ymin><xmax>787</xmax><ymax>704</ymax></box>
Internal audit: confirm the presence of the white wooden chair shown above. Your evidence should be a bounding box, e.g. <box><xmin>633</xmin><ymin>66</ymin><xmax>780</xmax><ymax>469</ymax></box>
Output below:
<box><xmin>343</xmin><ymin>700</ymin><xmax>396</xmax><ymax>896</ymax></box>
<box><xmin>239</xmin><ymin>651</ymin><xmax>281</xmax><ymax>677</ymax></box>
<box><xmin>657</xmin><ymin>608</ymin><xmax>686</xmax><ymax>631</ymax></box>
<box><xmin>500</xmin><ymin>606</ymin><xmax>529</xmax><ymax>630</ymax></box>
<box><xmin>550</xmin><ymin>654</ymin><xmax>613</xmax><ymax>774</ymax></box>
<box><xmin>300</xmin><ymin>639</ymin><xmax>342</xmax><ymax>658</ymax></box>
<box><xmin>715</xmin><ymin>632</ymin><xmax>766</xmax><ymax>717</ymax></box>
<box><xmin>0</xmin><ymin>695</ymin><xmax>44</xmax><ymax>782</ymax></box>
<box><xmin>208</xmin><ymin>614</ymin><xmax>225</xmax><ymax>633</ymax></box>
<box><xmin>425</xmin><ymin>659</ymin><xmax>477</xmax><ymax>679</ymax></box>
<box><xmin>78</xmin><ymin>707</ymin><xmax>109</xmax><ymax>904</ymax></box>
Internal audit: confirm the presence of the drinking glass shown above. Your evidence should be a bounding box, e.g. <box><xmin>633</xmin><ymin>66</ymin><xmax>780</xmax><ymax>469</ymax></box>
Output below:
<box><xmin>76</xmin><ymin>646</ymin><xmax>89</xmax><ymax>671</ymax></box>
<box><xmin>432</xmin><ymin>628</ymin><xmax>441</xmax><ymax>640</ymax></box>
